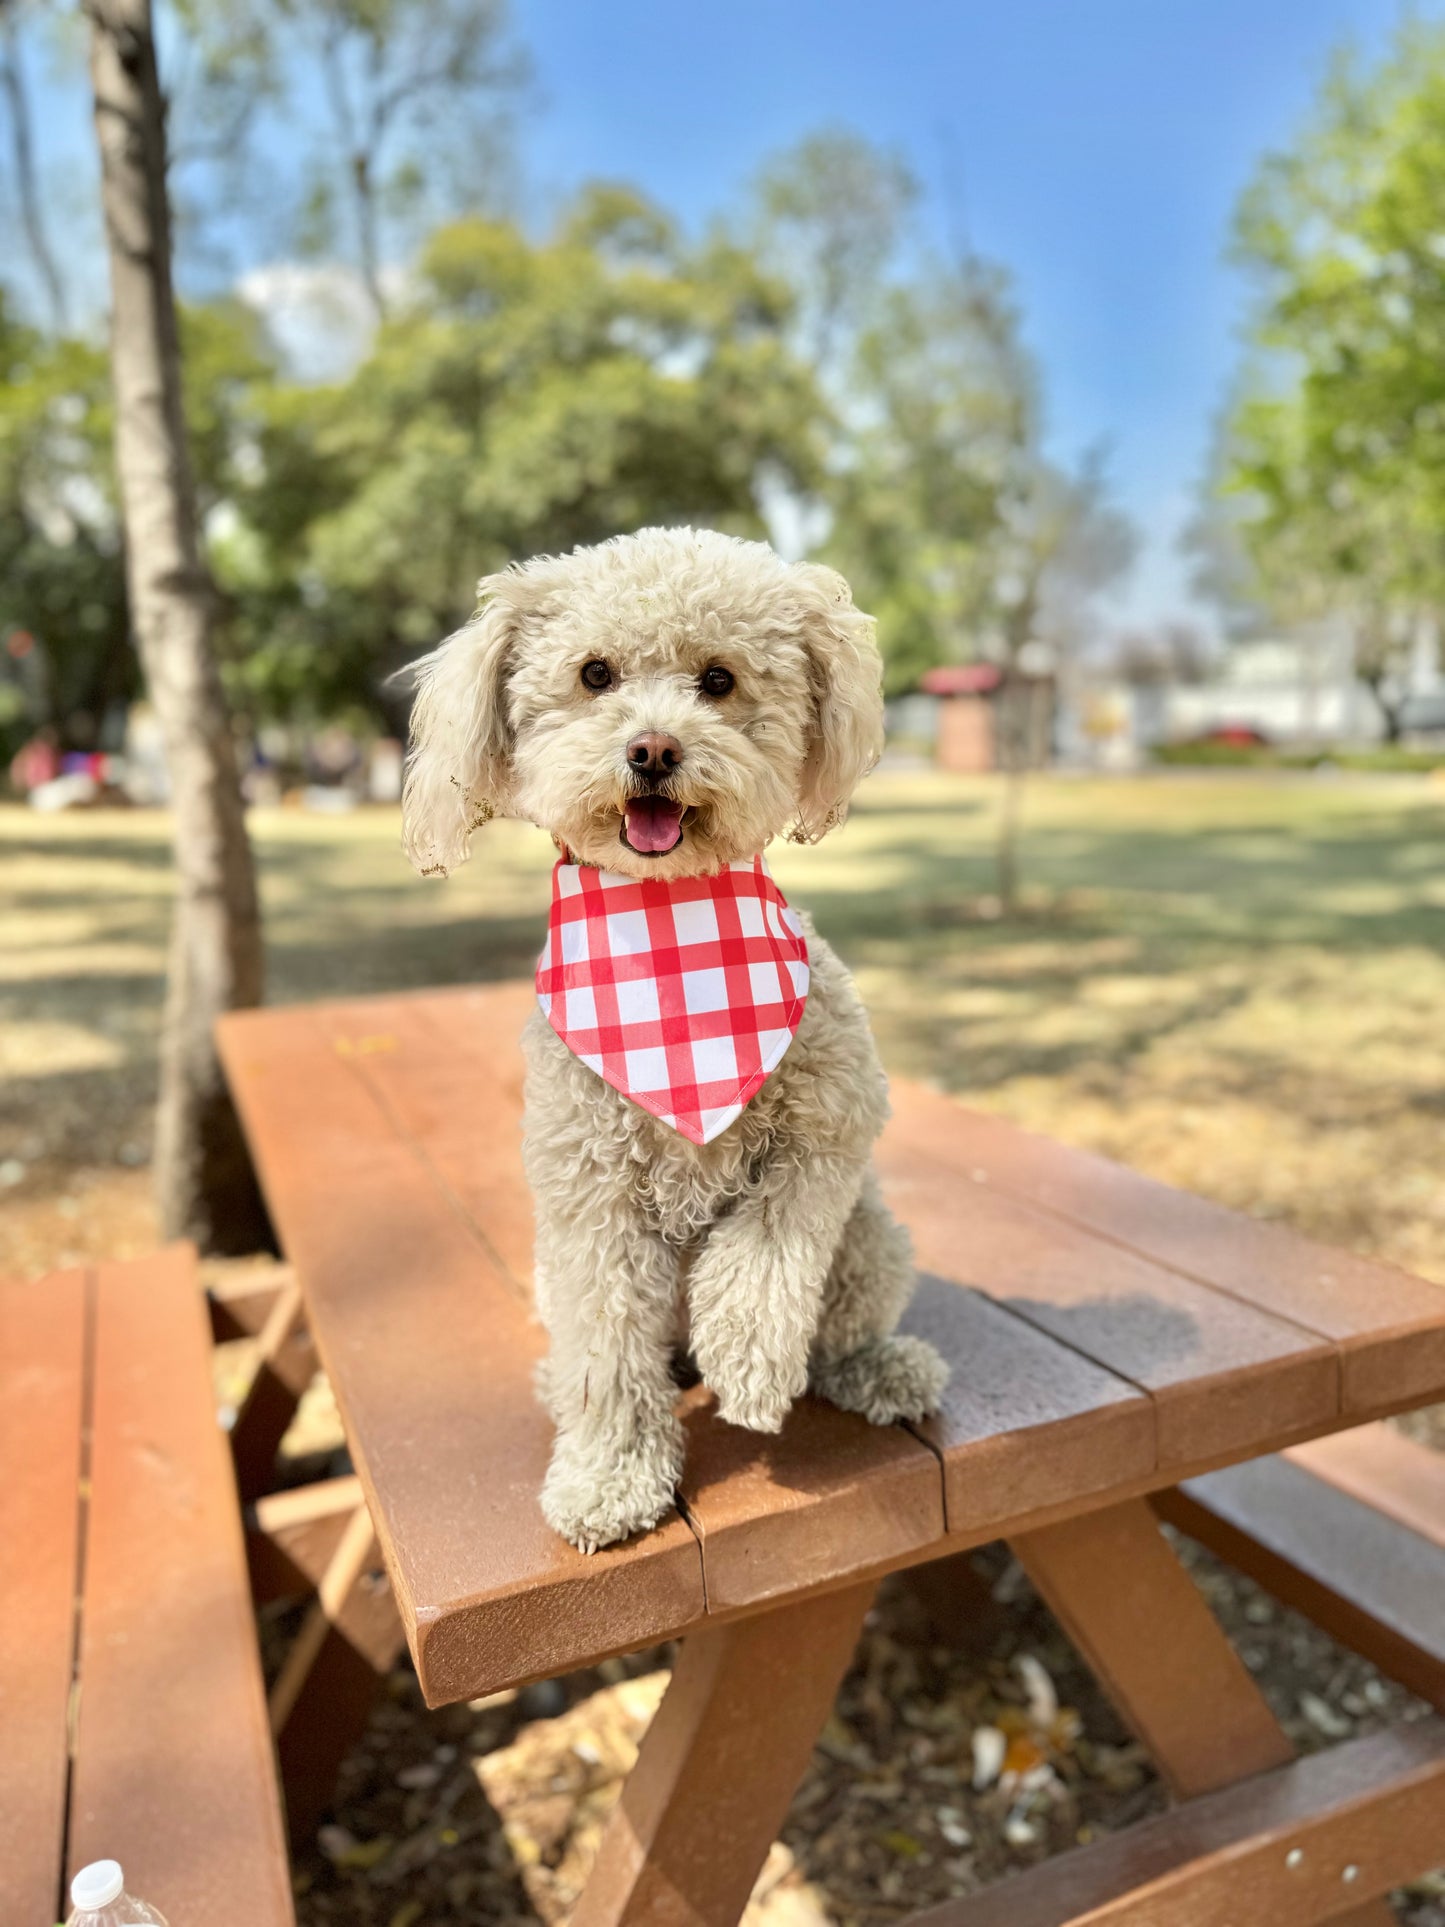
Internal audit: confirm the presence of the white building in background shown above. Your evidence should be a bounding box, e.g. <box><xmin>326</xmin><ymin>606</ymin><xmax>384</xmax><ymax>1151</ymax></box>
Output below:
<box><xmin>1159</xmin><ymin>631</ymin><xmax>1376</xmax><ymax>745</ymax></box>
<box><xmin>1137</xmin><ymin>626</ymin><xmax>1445</xmax><ymax>753</ymax></box>
<box><xmin>887</xmin><ymin>625</ymin><xmax>1445</xmax><ymax>769</ymax></box>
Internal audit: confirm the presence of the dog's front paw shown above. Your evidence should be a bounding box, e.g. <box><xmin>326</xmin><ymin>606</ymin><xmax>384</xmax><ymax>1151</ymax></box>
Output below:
<box><xmin>709</xmin><ymin>1358</ymin><xmax>805</xmax><ymax>1434</ymax></box>
<box><xmin>812</xmin><ymin>1334</ymin><xmax>949</xmax><ymax>1426</ymax></box>
<box><xmin>541</xmin><ymin>1432</ymin><xmax>680</xmax><ymax>1554</ymax></box>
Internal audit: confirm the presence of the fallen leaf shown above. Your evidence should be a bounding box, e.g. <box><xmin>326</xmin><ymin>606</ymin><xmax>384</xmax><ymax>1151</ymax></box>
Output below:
<box><xmin>337</xmin><ymin>1834</ymin><xmax>394</xmax><ymax>1871</ymax></box>
<box><xmin>1002</xmin><ymin>1733</ymin><xmax>1046</xmax><ymax>1778</ymax></box>
<box><xmin>1300</xmin><ymin>1692</ymin><xmax>1351</xmax><ymax>1739</ymax></box>
<box><xmin>1017</xmin><ymin>1654</ymin><xmax>1058</xmax><ymax>1729</ymax></box>
<box><xmin>971</xmin><ymin>1725</ymin><xmax>1006</xmax><ymax>1790</ymax></box>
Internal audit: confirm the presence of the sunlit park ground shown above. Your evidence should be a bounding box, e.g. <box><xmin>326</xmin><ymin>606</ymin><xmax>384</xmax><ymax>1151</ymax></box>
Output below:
<box><xmin>5</xmin><ymin>767</ymin><xmax>1445</xmax><ymax>1286</ymax></box>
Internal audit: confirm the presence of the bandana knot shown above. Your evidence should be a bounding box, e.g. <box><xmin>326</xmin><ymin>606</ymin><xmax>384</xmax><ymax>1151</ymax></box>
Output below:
<box><xmin>536</xmin><ymin>855</ymin><xmax>809</xmax><ymax>1144</ymax></box>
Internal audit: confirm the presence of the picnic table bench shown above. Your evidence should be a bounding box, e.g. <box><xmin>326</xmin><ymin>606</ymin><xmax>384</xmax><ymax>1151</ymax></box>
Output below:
<box><xmin>219</xmin><ymin>981</ymin><xmax>1445</xmax><ymax>1925</ymax></box>
<box><xmin>0</xmin><ymin>1249</ymin><xmax>294</xmax><ymax>1927</ymax></box>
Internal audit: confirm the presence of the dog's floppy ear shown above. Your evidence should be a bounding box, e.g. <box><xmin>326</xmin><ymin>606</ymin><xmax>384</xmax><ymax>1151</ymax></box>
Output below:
<box><xmin>790</xmin><ymin>563</ymin><xmax>885</xmax><ymax>843</ymax></box>
<box><xmin>401</xmin><ymin>574</ymin><xmax>519</xmax><ymax>877</ymax></box>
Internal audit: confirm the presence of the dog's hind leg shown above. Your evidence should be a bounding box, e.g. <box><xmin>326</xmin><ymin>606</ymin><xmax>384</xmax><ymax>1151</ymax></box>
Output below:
<box><xmin>808</xmin><ymin>1167</ymin><xmax>948</xmax><ymax>1425</ymax></box>
<box><xmin>535</xmin><ymin>1202</ymin><xmax>684</xmax><ymax>1553</ymax></box>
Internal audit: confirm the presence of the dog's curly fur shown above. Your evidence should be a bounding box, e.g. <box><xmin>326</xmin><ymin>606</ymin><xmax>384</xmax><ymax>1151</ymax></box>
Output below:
<box><xmin>403</xmin><ymin>527</ymin><xmax>947</xmax><ymax>1551</ymax></box>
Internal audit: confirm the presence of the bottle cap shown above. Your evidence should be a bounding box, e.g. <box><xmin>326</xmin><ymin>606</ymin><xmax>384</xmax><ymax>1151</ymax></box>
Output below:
<box><xmin>71</xmin><ymin>1861</ymin><xmax>125</xmax><ymax>1910</ymax></box>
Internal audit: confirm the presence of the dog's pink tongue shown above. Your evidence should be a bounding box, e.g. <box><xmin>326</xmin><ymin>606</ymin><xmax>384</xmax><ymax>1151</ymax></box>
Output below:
<box><xmin>624</xmin><ymin>796</ymin><xmax>684</xmax><ymax>853</ymax></box>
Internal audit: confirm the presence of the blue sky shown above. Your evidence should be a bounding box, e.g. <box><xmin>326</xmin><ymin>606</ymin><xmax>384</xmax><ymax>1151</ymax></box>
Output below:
<box><xmin>511</xmin><ymin>0</ymin><xmax>1421</xmax><ymax>630</ymax></box>
<box><xmin>12</xmin><ymin>0</ymin><xmax>1430</xmax><ymax>632</ymax></box>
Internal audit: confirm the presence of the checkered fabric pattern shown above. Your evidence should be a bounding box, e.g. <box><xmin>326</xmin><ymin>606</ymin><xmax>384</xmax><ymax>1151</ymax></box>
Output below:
<box><xmin>536</xmin><ymin>854</ymin><xmax>810</xmax><ymax>1145</ymax></box>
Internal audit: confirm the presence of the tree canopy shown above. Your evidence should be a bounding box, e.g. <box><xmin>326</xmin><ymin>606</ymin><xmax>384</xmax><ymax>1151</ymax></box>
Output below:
<box><xmin>0</xmin><ymin>12</ymin><xmax>1134</xmax><ymax>756</ymax></box>
<box><xmin>1215</xmin><ymin>19</ymin><xmax>1445</xmax><ymax>730</ymax></box>
<box><xmin>214</xmin><ymin>190</ymin><xmax>826</xmax><ymax>720</ymax></box>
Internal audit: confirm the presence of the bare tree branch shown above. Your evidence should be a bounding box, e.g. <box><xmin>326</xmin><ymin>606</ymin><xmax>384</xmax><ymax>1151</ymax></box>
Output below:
<box><xmin>0</xmin><ymin>0</ymin><xmax>69</xmax><ymax>330</ymax></box>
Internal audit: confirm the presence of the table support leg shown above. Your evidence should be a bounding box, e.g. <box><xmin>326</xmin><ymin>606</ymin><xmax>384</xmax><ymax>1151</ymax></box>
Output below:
<box><xmin>1010</xmin><ymin>1497</ymin><xmax>1395</xmax><ymax>1926</ymax></box>
<box><xmin>899</xmin><ymin>1548</ymin><xmax>1003</xmax><ymax>1649</ymax></box>
<box><xmin>267</xmin><ymin>1499</ymin><xmax>406</xmax><ymax>1849</ymax></box>
<box><xmin>227</xmin><ymin>1278</ymin><xmax>319</xmax><ymax>1501</ymax></box>
<box><xmin>572</xmin><ymin>1580</ymin><xmax>876</xmax><ymax>1927</ymax></box>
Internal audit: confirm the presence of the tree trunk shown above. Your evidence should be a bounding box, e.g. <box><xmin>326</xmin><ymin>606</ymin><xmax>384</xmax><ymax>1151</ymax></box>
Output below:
<box><xmin>993</xmin><ymin>609</ymin><xmax>1036</xmax><ymax>918</ymax></box>
<box><xmin>995</xmin><ymin>748</ymin><xmax>1024</xmax><ymax>916</ymax></box>
<box><xmin>88</xmin><ymin>0</ymin><xmax>269</xmax><ymax>1252</ymax></box>
<box><xmin>351</xmin><ymin>148</ymin><xmax>386</xmax><ymax>317</ymax></box>
<box><xmin>1365</xmin><ymin>676</ymin><xmax>1405</xmax><ymax>744</ymax></box>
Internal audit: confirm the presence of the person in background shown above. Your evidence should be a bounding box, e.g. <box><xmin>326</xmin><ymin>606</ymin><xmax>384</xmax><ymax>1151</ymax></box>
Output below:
<box><xmin>9</xmin><ymin>726</ymin><xmax>61</xmax><ymax>795</ymax></box>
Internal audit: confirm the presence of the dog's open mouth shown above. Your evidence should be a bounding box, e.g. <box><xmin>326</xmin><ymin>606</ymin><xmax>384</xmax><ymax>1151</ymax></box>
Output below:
<box><xmin>621</xmin><ymin>795</ymin><xmax>685</xmax><ymax>856</ymax></box>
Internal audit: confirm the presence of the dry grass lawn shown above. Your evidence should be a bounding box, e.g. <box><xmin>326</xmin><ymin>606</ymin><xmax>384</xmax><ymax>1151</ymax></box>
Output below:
<box><xmin>6</xmin><ymin>767</ymin><xmax>1444</xmax><ymax>1280</ymax></box>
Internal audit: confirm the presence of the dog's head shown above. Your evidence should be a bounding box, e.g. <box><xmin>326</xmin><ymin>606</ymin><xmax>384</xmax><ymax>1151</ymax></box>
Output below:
<box><xmin>401</xmin><ymin>527</ymin><xmax>883</xmax><ymax>881</ymax></box>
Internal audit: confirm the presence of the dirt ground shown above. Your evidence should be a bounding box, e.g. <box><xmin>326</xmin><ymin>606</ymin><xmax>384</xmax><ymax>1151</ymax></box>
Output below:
<box><xmin>6</xmin><ymin>771</ymin><xmax>1445</xmax><ymax>1921</ymax></box>
<box><xmin>272</xmin><ymin>1531</ymin><xmax>1443</xmax><ymax>1927</ymax></box>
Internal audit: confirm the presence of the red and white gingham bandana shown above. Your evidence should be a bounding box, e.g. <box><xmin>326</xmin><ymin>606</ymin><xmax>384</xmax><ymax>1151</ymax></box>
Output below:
<box><xmin>536</xmin><ymin>855</ymin><xmax>809</xmax><ymax>1145</ymax></box>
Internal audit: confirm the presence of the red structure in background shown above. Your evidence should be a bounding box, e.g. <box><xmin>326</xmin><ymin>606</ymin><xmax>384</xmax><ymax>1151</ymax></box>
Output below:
<box><xmin>919</xmin><ymin>664</ymin><xmax>1055</xmax><ymax>773</ymax></box>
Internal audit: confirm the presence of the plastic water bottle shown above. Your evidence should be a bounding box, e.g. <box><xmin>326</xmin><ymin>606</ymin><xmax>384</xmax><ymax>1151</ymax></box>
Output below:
<box><xmin>66</xmin><ymin>1861</ymin><xmax>170</xmax><ymax>1926</ymax></box>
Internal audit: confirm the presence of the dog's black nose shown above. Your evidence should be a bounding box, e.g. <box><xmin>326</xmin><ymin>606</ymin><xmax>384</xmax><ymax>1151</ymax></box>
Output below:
<box><xmin>626</xmin><ymin>731</ymin><xmax>684</xmax><ymax>777</ymax></box>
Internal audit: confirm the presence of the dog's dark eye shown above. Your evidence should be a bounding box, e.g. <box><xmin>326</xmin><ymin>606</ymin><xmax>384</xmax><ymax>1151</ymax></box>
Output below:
<box><xmin>580</xmin><ymin>659</ymin><xmax>613</xmax><ymax>692</ymax></box>
<box><xmin>699</xmin><ymin>665</ymin><xmax>735</xmax><ymax>698</ymax></box>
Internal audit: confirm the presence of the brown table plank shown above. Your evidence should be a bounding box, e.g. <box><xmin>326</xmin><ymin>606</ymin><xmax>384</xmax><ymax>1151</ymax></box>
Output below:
<box><xmin>889</xmin><ymin>1082</ymin><xmax>1445</xmax><ymax>1416</ymax></box>
<box><xmin>879</xmin><ymin>1138</ymin><xmax>1340</xmax><ymax>1467</ymax></box>
<box><xmin>312</xmin><ymin>986</ymin><xmax>536</xmax><ymax>1295</ymax></box>
<box><xmin>67</xmin><ymin>1250</ymin><xmax>294</xmax><ymax>1927</ymax></box>
<box><xmin>901</xmin><ymin>1275</ymin><xmax>1157</xmax><ymax>1538</ymax></box>
<box><xmin>678</xmin><ymin>1393</ymin><xmax>944</xmax><ymax>1612</ymax></box>
<box><xmin>0</xmin><ymin>1267</ymin><xmax>86</xmax><ymax>1927</ymax></box>
<box><xmin>218</xmin><ymin>1005</ymin><xmax>706</xmax><ymax>1706</ymax></box>
<box><xmin>1160</xmin><ymin>1434</ymin><xmax>1445</xmax><ymax>1712</ymax></box>
<box><xmin>1287</xmin><ymin>1422</ymin><xmax>1445</xmax><ymax>1545</ymax></box>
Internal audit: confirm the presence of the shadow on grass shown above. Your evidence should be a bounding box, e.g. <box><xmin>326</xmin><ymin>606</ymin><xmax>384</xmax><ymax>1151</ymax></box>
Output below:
<box><xmin>799</xmin><ymin>806</ymin><xmax>1445</xmax><ymax>958</ymax></box>
<box><xmin>267</xmin><ymin>911</ymin><xmax>544</xmax><ymax>1003</ymax></box>
<box><xmin>9</xmin><ymin>792</ymin><xmax>1444</xmax><ymax>1162</ymax></box>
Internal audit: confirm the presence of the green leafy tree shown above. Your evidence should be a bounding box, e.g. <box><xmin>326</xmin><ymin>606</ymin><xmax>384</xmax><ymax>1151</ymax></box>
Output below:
<box><xmin>217</xmin><ymin>188</ymin><xmax>827</xmax><ymax>720</ymax></box>
<box><xmin>1220</xmin><ymin>19</ymin><xmax>1445</xmax><ymax>735</ymax></box>
<box><xmin>0</xmin><ymin>294</ymin><xmax>128</xmax><ymax>754</ymax></box>
<box><xmin>0</xmin><ymin>292</ymin><xmax>279</xmax><ymax>759</ymax></box>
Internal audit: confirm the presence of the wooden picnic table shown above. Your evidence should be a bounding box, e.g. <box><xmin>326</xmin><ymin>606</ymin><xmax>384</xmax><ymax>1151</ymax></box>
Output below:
<box><xmin>0</xmin><ymin>1250</ymin><xmax>294</xmax><ymax>1927</ymax></box>
<box><xmin>220</xmin><ymin>981</ymin><xmax>1445</xmax><ymax>1926</ymax></box>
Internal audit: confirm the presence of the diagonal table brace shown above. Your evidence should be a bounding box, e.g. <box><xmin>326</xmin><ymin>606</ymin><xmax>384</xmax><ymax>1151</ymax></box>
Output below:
<box><xmin>573</xmin><ymin>1581</ymin><xmax>876</xmax><ymax>1927</ymax></box>
<box><xmin>1012</xmin><ymin>1497</ymin><xmax>1394</xmax><ymax>1927</ymax></box>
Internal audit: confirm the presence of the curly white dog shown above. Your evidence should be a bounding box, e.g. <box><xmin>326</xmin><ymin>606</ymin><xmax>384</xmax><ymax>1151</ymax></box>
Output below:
<box><xmin>402</xmin><ymin>527</ymin><xmax>947</xmax><ymax>1551</ymax></box>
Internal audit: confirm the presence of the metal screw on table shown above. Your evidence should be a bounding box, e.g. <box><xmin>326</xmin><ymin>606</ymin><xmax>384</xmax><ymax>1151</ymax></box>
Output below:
<box><xmin>1343</xmin><ymin>1865</ymin><xmax>1361</xmax><ymax>1883</ymax></box>
<box><xmin>1286</xmin><ymin>1849</ymin><xmax>1305</xmax><ymax>1869</ymax></box>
